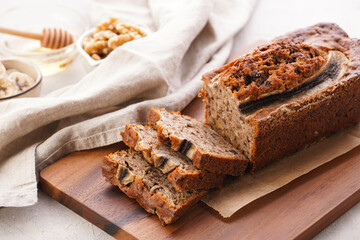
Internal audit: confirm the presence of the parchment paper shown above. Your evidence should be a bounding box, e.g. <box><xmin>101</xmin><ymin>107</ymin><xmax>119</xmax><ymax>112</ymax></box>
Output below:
<box><xmin>202</xmin><ymin>123</ymin><xmax>360</xmax><ymax>218</ymax></box>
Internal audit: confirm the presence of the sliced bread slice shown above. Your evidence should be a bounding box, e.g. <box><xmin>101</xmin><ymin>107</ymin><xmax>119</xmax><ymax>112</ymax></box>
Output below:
<box><xmin>148</xmin><ymin>108</ymin><xmax>249</xmax><ymax>176</ymax></box>
<box><xmin>102</xmin><ymin>149</ymin><xmax>207</xmax><ymax>225</ymax></box>
<box><xmin>121</xmin><ymin>124</ymin><xmax>225</xmax><ymax>192</ymax></box>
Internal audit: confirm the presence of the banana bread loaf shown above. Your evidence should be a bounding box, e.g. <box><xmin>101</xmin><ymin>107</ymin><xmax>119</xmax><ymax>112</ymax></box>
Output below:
<box><xmin>148</xmin><ymin>108</ymin><xmax>249</xmax><ymax>176</ymax></box>
<box><xmin>121</xmin><ymin>124</ymin><xmax>225</xmax><ymax>192</ymax></box>
<box><xmin>102</xmin><ymin>150</ymin><xmax>207</xmax><ymax>225</ymax></box>
<box><xmin>200</xmin><ymin>23</ymin><xmax>360</xmax><ymax>171</ymax></box>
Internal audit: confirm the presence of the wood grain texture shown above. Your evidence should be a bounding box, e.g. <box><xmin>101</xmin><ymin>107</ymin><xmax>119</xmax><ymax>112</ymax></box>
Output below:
<box><xmin>39</xmin><ymin>97</ymin><xmax>360</xmax><ymax>240</ymax></box>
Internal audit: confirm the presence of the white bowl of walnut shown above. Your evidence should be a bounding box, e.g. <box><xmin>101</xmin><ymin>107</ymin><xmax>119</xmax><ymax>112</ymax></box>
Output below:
<box><xmin>77</xmin><ymin>18</ymin><xmax>148</xmax><ymax>71</ymax></box>
<box><xmin>0</xmin><ymin>58</ymin><xmax>42</xmax><ymax>101</ymax></box>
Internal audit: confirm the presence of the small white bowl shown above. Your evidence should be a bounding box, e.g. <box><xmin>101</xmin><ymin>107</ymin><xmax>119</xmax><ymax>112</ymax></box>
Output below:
<box><xmin>0</xmin><ymin>58</ymin><xmax>42</xmax><ymax>101</ymax></box>
<box><xmin>77</xmin><ymin>25</ymin><xmax>151</xmax><ymax>72</ymax></box>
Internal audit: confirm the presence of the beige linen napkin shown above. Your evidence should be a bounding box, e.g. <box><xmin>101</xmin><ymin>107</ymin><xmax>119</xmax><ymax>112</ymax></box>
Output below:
<box><xmin>0</xmin><ymin>0</ymin><xmax>257</xmax><ymax>206</ymax></box>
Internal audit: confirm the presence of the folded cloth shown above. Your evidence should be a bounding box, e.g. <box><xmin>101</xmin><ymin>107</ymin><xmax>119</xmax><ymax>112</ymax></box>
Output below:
<box><xmin>0</xmin><ymin>0</ymin><xmax>256</xmax><ymax>207</ymax></box>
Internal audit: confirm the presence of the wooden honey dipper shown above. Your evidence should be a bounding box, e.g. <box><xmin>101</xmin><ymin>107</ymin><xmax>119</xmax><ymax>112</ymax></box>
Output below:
<box><xmin>0</xmin><ymin>26</ymin><xmax>74</xmax><ymax>49</ymax></box>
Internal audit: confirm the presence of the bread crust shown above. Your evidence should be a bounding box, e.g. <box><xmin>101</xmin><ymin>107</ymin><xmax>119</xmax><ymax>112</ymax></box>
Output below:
<box><xmin>201</xmin><ymin>23</ymin><xmax>360</xmax><ymax>171</ymax></box>
<box><xmin>121</xmin><ymin>124</ymin><xmax>225</xmax><ymax>192</ymax></box>
<box><xmin>102</xmin><ymin>152</ymin><xmax>206</xmax><ymax>225</ymax></box>
<box><xmin>148</xmin><ymin>108</ymin><xmax>249</xmax><ymax>176</ymax></box>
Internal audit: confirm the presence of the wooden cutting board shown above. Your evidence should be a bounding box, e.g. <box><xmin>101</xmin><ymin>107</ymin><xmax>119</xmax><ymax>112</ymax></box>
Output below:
<box><xmin>39</xmin><ymin>97</ymin><xmax>360</xmax><ymax>240</ymax></box>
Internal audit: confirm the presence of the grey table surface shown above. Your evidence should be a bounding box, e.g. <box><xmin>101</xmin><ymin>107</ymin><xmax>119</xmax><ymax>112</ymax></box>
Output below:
<box><xmin>1</xmin><ymin>0</ymin><xmax>360</xmax><ymax>239</ymax></box>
